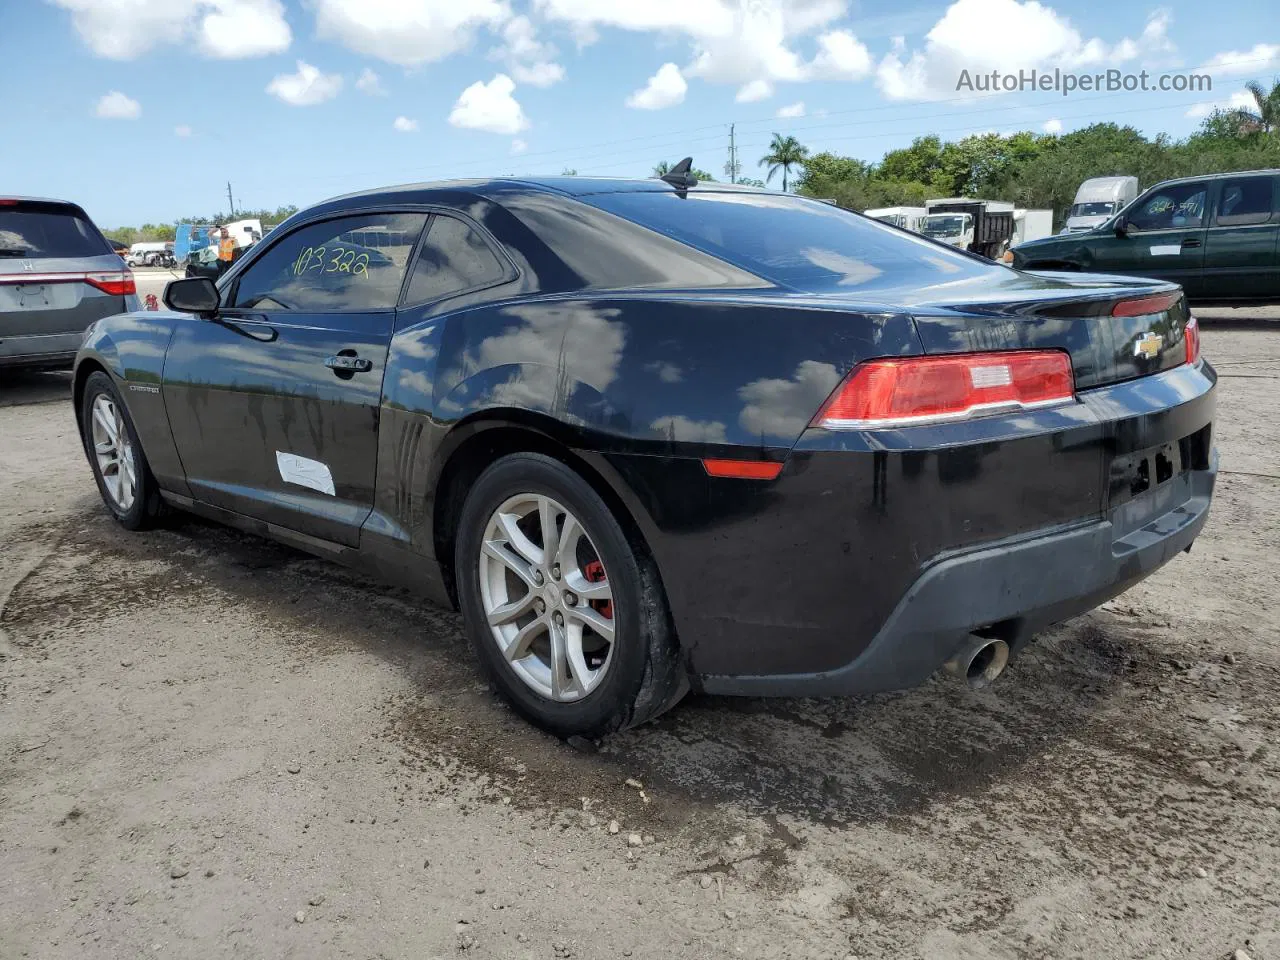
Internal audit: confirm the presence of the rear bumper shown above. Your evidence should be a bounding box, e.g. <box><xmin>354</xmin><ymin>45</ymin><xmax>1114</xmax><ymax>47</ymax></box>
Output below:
<box><xmin>700</xmin><ymin>454</ymin><xmax>1215</xmax><ymax>696</ymax></box>
<box><xmin>0</xmin><ymin>332</ymin><xmax>83</xmax><ymax>367</ymax></box>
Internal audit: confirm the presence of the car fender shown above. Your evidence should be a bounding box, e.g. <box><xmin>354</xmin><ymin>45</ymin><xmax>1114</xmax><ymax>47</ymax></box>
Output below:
<box><xmin>74</xmin><ymin>310</ymin><xmax>190</xmax><ymax>496</ymax></box>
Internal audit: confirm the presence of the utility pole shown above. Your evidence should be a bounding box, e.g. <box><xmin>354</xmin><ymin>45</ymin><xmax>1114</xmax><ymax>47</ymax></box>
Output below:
<box><xmin>226</xmin><ymin>182</ymin><xmax>236</xmax><ymax>219</ymax></box>
<box><xmin>727</xmin><ymin>124</ymin><xmax>738</xmax><ymax>184</ymax></box>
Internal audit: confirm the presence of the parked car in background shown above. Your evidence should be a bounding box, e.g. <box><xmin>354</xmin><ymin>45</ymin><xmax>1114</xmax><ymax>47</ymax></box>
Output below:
<box><xmin>74</xmin><ymin>175</ymin><xmax>1216</xmax><ymax>737</ymax></box>
<box><xmin>1011</xmin><ymin>169</ymin><xmax>1280</xmax><ymax>304</ymax></box>
<box><xmin>1060</xmin><ymin>176</ymin><xmax>1140</xmax><ymax>234</ymax></box>
<box><xmin>1</xmin><ymin>196</ymin><xmax>137</xmax><ymax>370</ymax></box>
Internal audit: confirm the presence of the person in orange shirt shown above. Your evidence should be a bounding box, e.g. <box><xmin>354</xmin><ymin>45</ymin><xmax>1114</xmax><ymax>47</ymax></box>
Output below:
<box><xmin>218</xmin><ymin>227</ymin><xmax>235</xmax><ymax>264</ymax></box>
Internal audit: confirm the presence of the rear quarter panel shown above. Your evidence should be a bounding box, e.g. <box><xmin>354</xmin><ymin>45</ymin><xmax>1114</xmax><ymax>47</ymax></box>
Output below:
<box><xmin>374</xmin><ymin>293</ymin><xmax>921</xmax><ymax>558</ymax></box>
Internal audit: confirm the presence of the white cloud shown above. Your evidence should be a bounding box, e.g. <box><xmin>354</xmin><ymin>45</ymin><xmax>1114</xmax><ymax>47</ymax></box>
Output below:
<box><xmin>50</xmin><ymin>0</ymin><xmax>290</xmax><ymax>60</ymax></box>
<box><xmin>174</xmin><ymin>124</ymin><xmax>193</xmax><ymax>137</ymax></box>
<box><xmin>393</xmin><ymin>115</ymin><xmax>419</xmax><ymax>132</ymax></box>
<box><xmin>1185</xmin><ymin>89</ymin><xmax>1257</xmax><ymax>119</ymax></box>
<box><xmin>449</xmin><ymin>74</ymin><xmax>529</xmax><ymax>134</ymax></box>
<box><xmin>197</xmin><ymin>0</ymin><xmax>290</xmax><ymax>58</ymax></box>
<box><xmin>810</xmin><ymin>29</ymin><xmax>872</xmax><ymax>80</ymax></box>
<box><xmin>1042</xmin><ymin>117</ymin><xmax>1063</xmax><ymax>133</ymax></box>
<box><xmin>1198</xmin><ymin>43</ymin><xmax>1280</xmax><ymax>77</ymax></box>
<box><xmin>876</xmin><ymin>0</ymin><xmax>1177</xmax><ymax>101</ymax></box>
<box><xmin>626</xmin><ymin>63</ymin><xmax>688</xmax><ymax>109</ymax></box>
<box><xmin>356</xmin><ymin>68</ymin><xmax>386</xmax><ymax>95</ymax></box>
<box><xmin>312</xmin><ymin>0</ymin><xmax>508</xmax><ymax>67</ymax></box>
<box><xmin>94</xmin><ymin>90</ymin><xmax>140</xmax><ymax>119</ymax></box>
<box><xmin>511</xmin><ymin>138</ymin><xmax>528</xmax><ymax>154</ymax></box>
<box><xmin>538</xmin><ymin>0</ymin><xmax>855</xmax><ymax>94</ymax></box>
<box><xmin>492</xmin><ymin>15</ymin><xmax>565</xmax><ymax>87</ymax></box>
<box><xmin>736</xmin><ymin>79</ymin><xmax>774</xmax><ymax>102</ymax></box>
<box><xmin>266</xmin><ymin>61</ymin><xmax>343</xmax><ymax>106</ymax></box>
<box><xmin>512</xmin><ymin>61</ymin><xmax>566</xmax><ymax>86</ymax></box>
<box><xmin>777</xmin><ymin>100</ymin><xmax>806</xmax><ymax>118</ymax></box>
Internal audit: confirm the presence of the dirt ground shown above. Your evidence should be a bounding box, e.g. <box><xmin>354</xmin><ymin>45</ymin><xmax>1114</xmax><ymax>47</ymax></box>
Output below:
<box><xmin>1</xmin><ymin>325</ymin><xmax>1278</xmax><ymax>960</ymax></box>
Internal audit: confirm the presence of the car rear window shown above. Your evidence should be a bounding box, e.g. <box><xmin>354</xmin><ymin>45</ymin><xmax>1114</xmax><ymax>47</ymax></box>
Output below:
<box><xmin>0</xmin><ymin>203</ymin><xmax>111</xmax><ymax>259</ymax></box>
<box><xmin>582</xmin><ymin>190</ymin><xmax>991</xmax><ymax>291</ymax></box>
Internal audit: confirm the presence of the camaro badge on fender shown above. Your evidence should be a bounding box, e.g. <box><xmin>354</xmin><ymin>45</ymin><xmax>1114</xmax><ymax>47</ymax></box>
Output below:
<box><xmin>1134</xmin><ymin>332</ymin><xmax>1163</xmax><ymax>360</ymax></box>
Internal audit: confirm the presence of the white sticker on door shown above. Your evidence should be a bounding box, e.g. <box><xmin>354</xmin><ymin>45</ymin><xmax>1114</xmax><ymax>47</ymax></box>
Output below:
<box><xmin>276</xmin><ymin>452</ymin><xmax>336</xmax><ymax>496</ymax></box>
<box><xmin>1150</xmin><ymin>244</ymin><xmax>1182</xmax><ymax>256</ymax></box>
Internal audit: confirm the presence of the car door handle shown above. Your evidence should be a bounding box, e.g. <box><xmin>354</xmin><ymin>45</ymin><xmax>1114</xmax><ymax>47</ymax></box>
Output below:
<box><xmin>325</xmin><ymin>355</ymin><xmax>373</xmax><ymax>373</ymax></box>
<box><xmin>1181</xmin><ymin>238</ymin><xmax>1201</xmax><ymax>248</ymax></box>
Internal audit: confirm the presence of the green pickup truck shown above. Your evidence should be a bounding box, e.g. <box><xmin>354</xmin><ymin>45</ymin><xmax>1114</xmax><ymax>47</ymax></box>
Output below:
<box><xmin>1010</xmin><ymin>169</ymin><xmax>1280</xmax><ymax>305</ymax></box>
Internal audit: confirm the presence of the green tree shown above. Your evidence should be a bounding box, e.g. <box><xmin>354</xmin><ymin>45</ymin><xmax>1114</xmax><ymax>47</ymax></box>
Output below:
<box><xmin>759</xmin><ymin>134</ymin><xmax>809</xmax><ymax>192</ymax></box>
<box><xmin>652</xmin><ymin>161</ymin><xmax>716</xmax><ymax>181</ymax></box>
<box><xmin>1231</xmin><ymin>78</ymin><xmax>1280</xmax><ymax>134</ymax></box>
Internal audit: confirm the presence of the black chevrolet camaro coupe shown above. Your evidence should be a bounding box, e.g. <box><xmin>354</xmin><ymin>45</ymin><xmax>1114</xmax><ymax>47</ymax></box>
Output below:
<box><xmin>73</xmin><ymin>174</ymin><xmax>1217</xmax><ymax>737</ymax></box>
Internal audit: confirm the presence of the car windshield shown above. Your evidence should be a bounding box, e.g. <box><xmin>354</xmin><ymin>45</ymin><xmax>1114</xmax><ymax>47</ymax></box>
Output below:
<box><xmin>920</xmin><ymin>215</ymin><xmax>967</xmax><ymax>237</ymax></box>
<box><xmin>1069</xmin><ymin>202</ymin><xmax>1117</xmax><ymax>218</ymax></box>
<box><xmin>0</xmin><ymin>205</ymin><xmax>109</xmax><ymax>258</ymax></box>
<box><xmin>583</xmin><ymin>191</ymin><xmax>987</xmax><ymax>291</ymax></box>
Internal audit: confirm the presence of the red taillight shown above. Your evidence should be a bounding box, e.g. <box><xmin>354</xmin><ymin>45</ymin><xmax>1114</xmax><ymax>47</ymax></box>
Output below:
<box><xmin>1112</xmin><ymin>292</ymin><xmax>1181</xmax><ymax>317</ymax></box>
<box><xmin>84</xmin><ymin>271</ymin><xmax>136</xmax><ymax>296</ymax></box>
<box><xmin>702</xmin><ymin>458</ymin><xmax>784</xmax><ymax>480</ymax></box>
<box><xmin>813</xmin><ymin>350</ymin><xmax>1075</xmax><ymax>429</ymax></box>
<box><xmin>1185</xmin><ymin>316</ymin><xmax>1201</xmax><ymax>365</ymax></box>
<box><xmin>0</xmin><ymin>198</ymin><xmax>19</xmax><ymax>206</ymax></box>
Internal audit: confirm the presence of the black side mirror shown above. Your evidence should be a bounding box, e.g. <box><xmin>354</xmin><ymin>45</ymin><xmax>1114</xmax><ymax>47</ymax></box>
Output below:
<box><xmin>1114</xmin><ymin>217</ymin><xmax>1130</xmax><ymax>237</ymax></box>
<box><xmin>163</xmin><ymin>277</ymin><xmax>220</xmax><ymax>317</ymax></box>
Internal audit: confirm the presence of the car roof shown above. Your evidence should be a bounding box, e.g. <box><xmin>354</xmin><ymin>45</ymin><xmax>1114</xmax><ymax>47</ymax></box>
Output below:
<box><xmin>324</xmin><ymin>176</ymin><xmax>771</xmax><ymax>207</ymax></box>
<box><xmin>0</xmin><ymin>195</ymin><xmax>84</xmax><ymax>207</ymax></box>
<box><xmin>1149</xmin><ymin>168</ymin><xmax>1280</xmax><ymax>189</ymax></box>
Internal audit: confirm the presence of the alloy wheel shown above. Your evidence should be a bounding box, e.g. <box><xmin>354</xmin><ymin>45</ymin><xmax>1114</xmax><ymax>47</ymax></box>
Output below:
<box><xmin>90</xmin><ymin>394</ymin><xmax>138</xmax><ymax>512</ymax></box>
<box><xmin>477</xmin><ymin>493</ymin><xmax>616</xmax><ymax>702</ymax></box>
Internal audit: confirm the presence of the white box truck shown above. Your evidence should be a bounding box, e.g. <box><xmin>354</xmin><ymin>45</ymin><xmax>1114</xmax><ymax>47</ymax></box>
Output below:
<box><xmin>864</xmin><ymin>206</ymin><xmax>928</xmax><ymax>231</ymax></box>
<box><xmin>1060</xmin><ymin>176</ymin><xmax>1139</xmax><ymax>233</ymax></box>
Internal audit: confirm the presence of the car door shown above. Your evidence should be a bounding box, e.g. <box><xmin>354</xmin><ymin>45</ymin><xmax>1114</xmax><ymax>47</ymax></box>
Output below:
<box><xmin>161</xmin><ymin>211</ymin><xmax>429</xmax><ymax>547</ymax></box>
<box><xmin>1086</xmin><ymin>179</ymin><xmax>1210</xmax><ymax>297</ymax></box>
<box><xmin>1200</xmin><ymin>173</ymin><xmax>1280</xmax><ymax>301</ymax></box>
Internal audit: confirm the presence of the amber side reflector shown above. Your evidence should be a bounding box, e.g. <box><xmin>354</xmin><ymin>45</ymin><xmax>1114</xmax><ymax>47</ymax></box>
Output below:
<box><xmin>702</xmin><ymin>459</ymin><xmax>784</xmax><ymax>480</ymax></box>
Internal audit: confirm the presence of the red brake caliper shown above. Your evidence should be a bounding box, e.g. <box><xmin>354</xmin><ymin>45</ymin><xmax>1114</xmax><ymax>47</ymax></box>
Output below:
<box><xmin>583</xmin><ymin>560</ymin><xmax>612</xmax><ymax>620</ymax></box>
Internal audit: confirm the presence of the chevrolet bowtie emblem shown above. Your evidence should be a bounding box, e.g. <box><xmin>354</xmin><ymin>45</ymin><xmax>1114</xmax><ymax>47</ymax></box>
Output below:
<box><xmin>1133</xmin><ymin>332</ymin><xmax>1163</xmax><ymax>360</ymax></box>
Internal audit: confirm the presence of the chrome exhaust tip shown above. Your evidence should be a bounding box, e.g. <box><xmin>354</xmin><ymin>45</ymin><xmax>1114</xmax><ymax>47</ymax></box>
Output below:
<box><xmin>944</xmin><ymin>636</ymin><xmax>1010</xmax><ymax>690</ymax></box>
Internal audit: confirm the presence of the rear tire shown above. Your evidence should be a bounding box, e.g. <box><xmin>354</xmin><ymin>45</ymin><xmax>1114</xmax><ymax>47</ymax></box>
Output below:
<box><xmin>80</xmin><ymin>371</ymin><xmax>165</xmax><ymax>530</ymax></box>
<box><xmin>455</xmin><ymin>453</ymin><xmax>686</xmax><ymax>738</ymax></box>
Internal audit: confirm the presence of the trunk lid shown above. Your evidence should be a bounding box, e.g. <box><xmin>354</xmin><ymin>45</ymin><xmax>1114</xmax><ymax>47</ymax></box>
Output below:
<box><xmin>890</xmin><ymin>270</ymin><xmax>1192</xmax><ymax>389</ymax></box>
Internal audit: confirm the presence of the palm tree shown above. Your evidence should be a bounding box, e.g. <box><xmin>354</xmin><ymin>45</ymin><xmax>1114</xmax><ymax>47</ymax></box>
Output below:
<box><xmin>1230</xmin><ymin>79</ymin><xmax>1280</xmax><ymax>135</ymax></box>
<box><xmin>759</xmin><ymin>134</ymin><xmax>809</xmax><ymax>191</ymax></box>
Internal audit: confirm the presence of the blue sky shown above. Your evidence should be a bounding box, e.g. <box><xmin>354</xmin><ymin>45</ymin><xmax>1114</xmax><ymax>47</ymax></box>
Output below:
<box><xmin>2</xmin><ymin>0</ymin><xmax>1277</xmax><ymax>228</ymax></box>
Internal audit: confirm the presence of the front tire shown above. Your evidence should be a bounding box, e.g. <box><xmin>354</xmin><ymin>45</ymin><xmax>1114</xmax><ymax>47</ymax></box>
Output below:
<box><xmin>455</xmin><ymin>453</ymin><xmax>686</xmax><ymax>738</ymax></box>
<box><xmin>80</xmin><ymin>371</ymin><xmax>165</xmax><ymax>530</ymax></box>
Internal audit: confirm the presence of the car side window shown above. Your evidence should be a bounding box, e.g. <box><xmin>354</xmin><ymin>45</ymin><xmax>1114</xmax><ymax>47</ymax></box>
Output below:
<box><xmin>403</xmin><ymin>215</ymin><xmax>508</xmax><ymax>305</ymax></box>
<box><xmin>1214</xmin><ymin>177</ymin><xmax>1274</xmax><ymax>227</ymax></box>
<box><xmin>230</xmin><ymin>213</ymin><xmax>427</xmax><ymax>312</ymax></box>
<box><xmin>1128</xmin><ymin>182</ymin><xmax>1207</xmax><ymax>231</ymax></box>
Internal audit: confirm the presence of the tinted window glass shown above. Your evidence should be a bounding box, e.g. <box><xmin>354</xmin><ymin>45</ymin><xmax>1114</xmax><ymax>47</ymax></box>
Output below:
<box><xmin>404</xmin><ymin>215</ymin><xmax>506</xmax><ymax>303</ymax></box>
<box><xmin>230</xmin><ymin>213</ymin><xmax>426</xmax><ymax>311</ymax></box>
<box><xmin>0</xmin><ymin>204</ymin><xmax>110</xmax><ymax>259</ymax></box>
<box><xmin>586</xmin><ymin>191</ymin><xmax>989</xmax><ymax>291</ymax></box>
<box><xmin>501</xmin><ymin>192</ymin><xmax>767</xmax><ymax>291</ymax></box>
<box><xmin>1128</xmin><ymin>182</ymin><xmax>1206</xmax><ymax>230</ymax></box>
<box><xmin>1215</xmin><ymin>177</ymin><xmax>1273</xmax><ymax>226</ymax></box>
